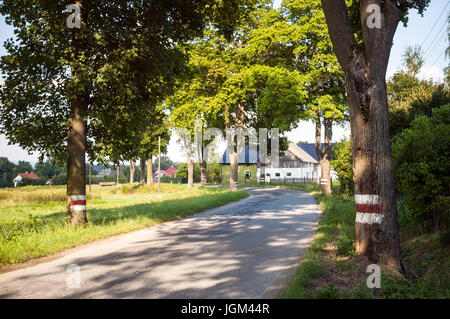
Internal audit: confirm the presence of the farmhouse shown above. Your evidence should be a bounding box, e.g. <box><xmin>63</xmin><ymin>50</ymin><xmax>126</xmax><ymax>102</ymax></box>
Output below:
<box><xmin>219</xmin><ymin>146</ymin><xmax>259</xmax><ymax>183</ymax></box>
<box><xmin>219</xmin><ymin>143</ymin><xmax>336</xmax><ymax>184</ymax></box>
<box><xmin>13</xmin><ymin>171</ymin><xmax>40</xmax><ymax>187</ymax></box>
<box><xmin>153</xmin><ymin>166</ymin><xmax>177</xmax><ymax>181</ymax></box>
<box><xmin>258</xmin><ymin>143</ymin><xmax>320</xmax><ymax>183</ymax></box>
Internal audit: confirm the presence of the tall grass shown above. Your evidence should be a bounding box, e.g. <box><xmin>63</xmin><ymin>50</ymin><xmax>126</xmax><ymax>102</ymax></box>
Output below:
<box><xmin>0</xmin><ymin>184</ymin><xmax>248</xmax><ymax>267</ymax></box>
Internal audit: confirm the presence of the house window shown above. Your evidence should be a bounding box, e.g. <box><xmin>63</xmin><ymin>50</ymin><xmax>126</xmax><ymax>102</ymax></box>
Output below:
<box><xmin>245</xmin><ymin>171</ymin><xmax>251</xmax><ymax>179</ymax></box>
<box><xmin>287</xmin><ymin>172</ymin><xmax>292</xmax><ymax>177</ymax></box>
<box><xmin>266</xmin><ymin>173</ymin><xmax>270</xmax><ymax>177</ymax></box>
<box><xmin>275</xmin><ymin>173</ymin><xmax>280</xmax><ymax>177</ymax></box>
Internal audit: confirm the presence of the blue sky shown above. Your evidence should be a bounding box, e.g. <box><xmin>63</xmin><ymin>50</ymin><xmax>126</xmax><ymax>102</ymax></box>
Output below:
<box><xmin>0</xmin><ymin>0</ymin><xmax>449</xmax><ymax>164</ymax></box>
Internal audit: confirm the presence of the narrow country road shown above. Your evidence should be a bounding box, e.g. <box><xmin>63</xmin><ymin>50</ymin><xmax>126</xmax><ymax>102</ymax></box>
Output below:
<box><xmin>0</xmin><ymin>187</ymin><xmax>321</xmax><ymax>299</ymax></box>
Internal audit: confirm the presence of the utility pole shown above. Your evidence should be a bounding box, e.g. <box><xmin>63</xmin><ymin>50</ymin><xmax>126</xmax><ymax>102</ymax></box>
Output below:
<box><xmin>89</xmin><ymin>163</ymin><xmax>92</xmax><ymax>192</ymax></box>
<box><xmin>158</xmin><ymin>136</ymin><xmax>161</xmax><ymax>196</ymax></box>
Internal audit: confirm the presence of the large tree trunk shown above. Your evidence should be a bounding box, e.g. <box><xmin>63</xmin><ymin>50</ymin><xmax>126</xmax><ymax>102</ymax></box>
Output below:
<box><xmin>67</xmin><ymin>92</ymin><xmax>88</xmax><ymax>226</ymax></box>
<box><xmin>66</xmin><ymin>2</ymin><xmax>88</xmax><ymax>226</ymax></box>
<box><xmin>139</xmin><ymin>158</ymin><xmax>146</xmax><ymax>184</ymax></box>
<box><xmin>146</xmin><ymin>157</ymin><xmax>153</xmax><ymax>185</ymax></box>
<box><xmin>130</xmin><ymin>160</ymin><xmax>136</xmax><ymax>183</ymax></box>
<box><xmin>315</xmin><ymin>116</ymin><xmax>333</xmax><ymax>194</ymax></box>
<box><xmin>321</xmin><ymin>0</ymin><xmax>402</xmax><ymax>271</ymax></box>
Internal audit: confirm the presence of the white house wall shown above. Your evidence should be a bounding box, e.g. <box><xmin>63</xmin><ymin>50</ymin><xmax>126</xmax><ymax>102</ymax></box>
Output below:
<box><xmin>257</xmin><ymin>164</ymin><xmax>320</xmax><ymax>181</ymax></box>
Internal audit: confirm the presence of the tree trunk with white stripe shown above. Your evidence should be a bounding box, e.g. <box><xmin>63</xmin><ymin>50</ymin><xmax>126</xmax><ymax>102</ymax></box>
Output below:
<box><xmin>67</xmin><ymin>1</ymin><xmax>88</xmax><ymax>226</ymax></box>
<box><xmin>321</xmin><ymin>0</ymin><xmax>401</xmax><ymax>271</ymax></box>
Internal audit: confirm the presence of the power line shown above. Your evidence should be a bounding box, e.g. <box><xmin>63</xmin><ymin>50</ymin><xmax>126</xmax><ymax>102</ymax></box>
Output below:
<box><xmin>422</xmin><ymin>16</ymin><xmax>448</xmax><ymax>60</ymax></box>
<box><xmin>422</xmin><ymin>50</ymin><xmax>447</xmax><ymax>79</ymax></box>
<box><xmin>423</xmin><ymin>29</ymin><xmax>448</xmax><ymax>62</ymax></box>
<box><xmin>420</xmin><ymin>1</ymin><xmax>450</xmax><ymax>49</ymax></box>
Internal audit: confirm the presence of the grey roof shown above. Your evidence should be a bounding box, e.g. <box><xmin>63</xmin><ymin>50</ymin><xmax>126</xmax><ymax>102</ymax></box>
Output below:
<box><xmin>288</xmin><ymin>143</ymin><xmax>318</xmax><ymax>164</ymax></box>
<box><xmin>219</xmin><ymin>146</ymin><xmax>258</xmax><ymax>164</ymax></box>
<box><xmin>297</xmin><ymin>143</ymin><xmax>335</xmax><ymax>162</ymax></box>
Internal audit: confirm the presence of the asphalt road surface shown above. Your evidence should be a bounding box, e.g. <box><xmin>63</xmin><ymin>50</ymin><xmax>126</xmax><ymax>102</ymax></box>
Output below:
<box><xmin>0</xmin><ymin>187</ymin><xmax>321</xmax><ymax>299</ymax></box>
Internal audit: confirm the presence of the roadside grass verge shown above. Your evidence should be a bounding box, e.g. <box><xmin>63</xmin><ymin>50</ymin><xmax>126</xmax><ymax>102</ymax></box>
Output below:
<box><xmin>0</xmin><ymin>184</ymin><xmax>248</xmax><ymax>267</ymax></box>
<box><xmin>277</xmin><ymin>184</ymin><xmax>450</xmax><ymax>299</ymax></box>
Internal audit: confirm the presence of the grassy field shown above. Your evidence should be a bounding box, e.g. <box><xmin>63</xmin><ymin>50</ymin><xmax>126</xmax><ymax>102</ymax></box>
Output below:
<box><xmin>277</xmin><ymin>184</ymin><xmax>450</xmax><ymax>299</ymax></box>
<box><xmin>0</xmin><ymin>184</ymin><xmax>248</xmax><ymax>267</ymax></box>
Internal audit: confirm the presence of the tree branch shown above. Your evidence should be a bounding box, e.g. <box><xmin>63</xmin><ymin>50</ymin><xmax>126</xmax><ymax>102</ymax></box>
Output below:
<box><xmin>321</xmin><ymin>0</ymin><xmax>359</xmax><ymax>74</ymax></box>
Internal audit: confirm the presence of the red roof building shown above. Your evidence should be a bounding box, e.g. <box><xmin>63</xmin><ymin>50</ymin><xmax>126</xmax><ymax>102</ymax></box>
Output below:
<box><xmin>18</xmin><ymin>172</ymin><xmax>40</xmax><ymax>180</ymax></box>
<box><xmin>164</xmin><ymin>166</ymin><xmax>177</xmax><ymax>176</ymax></box>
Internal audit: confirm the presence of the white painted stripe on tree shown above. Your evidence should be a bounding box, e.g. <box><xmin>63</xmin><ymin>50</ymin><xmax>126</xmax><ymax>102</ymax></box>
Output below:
<box><xmin>70</xmin><ymin>195</ymin><xmax>86</xmax><ymax>201</ymax></box>
<box><xmin>354</xmin><ymin>194</ymin><xmax>379</xmax><ymax>205</ymax></box>
<box><xmin>355</xmin><ymin>212</ymin><xmax>383</xmax><ymax>225</ymax></box>
<box><xmin>70</xmin><ymin>205</ymin><xmax>86</xmax><ymax>212</ymax></box>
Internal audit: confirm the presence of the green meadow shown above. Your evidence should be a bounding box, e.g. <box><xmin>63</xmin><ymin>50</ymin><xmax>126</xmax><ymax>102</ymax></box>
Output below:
<box><xmin>0</xmin><ymin>184</ymin><xmax>248</xmax><ymax>267</ymax></box>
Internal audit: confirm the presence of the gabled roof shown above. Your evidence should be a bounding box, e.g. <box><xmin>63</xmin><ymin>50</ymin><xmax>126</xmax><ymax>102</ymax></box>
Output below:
<box><xmin>164</xmin><ymin>166</ymin><xmax>177</xmax><ymax>175</ymax></box>
<box><xmin>297</xmin><ymin>143</ymin><xmax>335</xmax><ymax>162</ymax></box>
<box><xmin>288</xmin><ymin>143</ymin><xmax>318</xmax><ymax>164</ymax></box>
<box><xmin>17</xmin><ymin>172</ymin><xmax>40</xmax><ymax>180</ymax></box>
<box><xmin>220</xmin><ymin>145</ymin><xmax>258</xmax><ymax>164</ymax></box>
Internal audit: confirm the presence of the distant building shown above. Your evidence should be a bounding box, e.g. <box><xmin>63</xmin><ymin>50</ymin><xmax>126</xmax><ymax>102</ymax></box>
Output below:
<box><xmin>163</xmin><ymin>166</ymin><xmax>177</xmax><ymax>176</ymax></box>
<box><xmin>152</xmin><ymin>166</ymin><xmax>177</xmax><ymax>181</ymax></box>
<box><xmin>295</xmin><ymin>143</ymin><xmax>338</xmax><ymax>181</ymax></box>
<box><xmin>96</xmin><ymin>168</ymin><xmax>115</xmax><ymax>178</ymax></box>
<box><xmin>219</xmin><ymin>146</ymin><xmax>258</xmax><ymax>183</ymax></box>
<box><xmin>259</xmin><ymin>143</ymin><xmax>320</xmax><ymax>183</ymax></box>
<box><xmin>219</xmin><ymin>143</ymin><xmax>337</xmax><ymax>184</ymax></box>
<box><xmin>13</xmin><ymin>171</ymin><xmax>40</xmax><ymax>187</ymax></box>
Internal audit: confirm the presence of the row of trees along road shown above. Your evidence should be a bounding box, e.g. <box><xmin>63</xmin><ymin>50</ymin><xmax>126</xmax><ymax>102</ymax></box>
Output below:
<box><xmin>169</xmin><ymin>0</ymin><xmax>349</xmax><ymax>193</ymax></box>
<box><xmin>0</xmin><ymin>0</ymin><xmax>259</xmax><ymax>225</ymax></box>
<box><xmin>0</xmin><ymin>0</ymin><xmax>433</xmax><ymax>273</ymax></box>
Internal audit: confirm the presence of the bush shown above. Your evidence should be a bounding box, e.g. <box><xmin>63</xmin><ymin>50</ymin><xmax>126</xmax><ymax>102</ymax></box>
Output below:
<box><xmin>52</xmin><ymin>174</ymin><xmax>67</xmax><ymax>185</ymax></box>
<box><xmin>20</xmin><ymin>177</ymin><xmax>46</xmax><ymax>186</ymax></box>
<box><xmin>392</xmin><ymin>104</ymin><xmax>450</xmax><ymax>233</ymax></box>
<box><xmin>176</xmin><ymin>163</ymin><xmax>201</xmax><ymax>182</ymax></box>
<box><xmin>331</xmin><ymin>140</ymin><xmax>354</xmax><ymax>194</ymax></box>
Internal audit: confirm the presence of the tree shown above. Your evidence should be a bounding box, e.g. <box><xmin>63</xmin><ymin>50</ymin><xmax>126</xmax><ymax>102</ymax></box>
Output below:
<box><xmin>199</xmin><ymin>3</ymin><xmax>308</xmax><ymax>191</ymax></box>
<box><xmin>331</xmin><ymin>140</ymin><xmax>354</xmax><ymax>195</ymax></box>
<box><xmin>153</xmin><ymin>156</ymin><xmax>175</xmax><ymax>172</ymax></box>
<box><xmin>392</xmin><ymin>104</ymin><xmax>450</xmax><ymax>235</ymax></box>
<box><xmin>402</xmin><ymin>45</ymin><xmax>424</xmax><ymax>77</ymax></box>
<box><xmin>13</xmin><ymin>161</ymin><xmax>33</xmax><ymax>176</ymax></box>
<box><xmin>387</xmin><ymin>47</ymin><xmax>449</xmax><ymax>137</ymax></box>
<box><xmin>244</xmin><ymin>0</ymin><xmax>347</xmax><ymax>193</ymax></box>
<box><xmin>320</xmin><ymin>0</ymin><xmax>430</xmax><ymax>272</ymax></box>
<box><xmin>0</xmin><ymin>157</ymin><xmax>15</xmax><ymax>187</ymax></box>
<box><xmin>34</xmin><ymin>160</ymin><xmax>63</xmax><ymax>180</ymax></box>
<box><xmin>0</xmin><ymin>1</ymin><xmax>257</xmax><ymax>225</ymax></box>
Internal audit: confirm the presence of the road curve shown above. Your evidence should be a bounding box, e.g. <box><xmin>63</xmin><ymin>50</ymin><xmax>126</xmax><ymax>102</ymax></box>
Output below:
<box><xmin>0</xmin><ymin>187</ymin><xmax>321</xmax><ymax>299</ymax></box>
